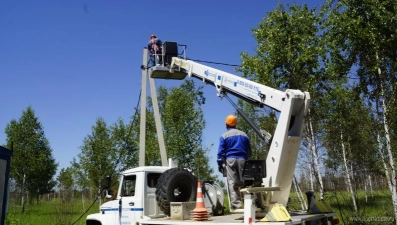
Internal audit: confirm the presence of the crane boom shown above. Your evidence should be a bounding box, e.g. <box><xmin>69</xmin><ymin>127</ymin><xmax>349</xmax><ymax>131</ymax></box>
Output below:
<box><xmin>170</xmin><ymin>58</ymin><xmax>286</xmax><ymax>111</ymax></box>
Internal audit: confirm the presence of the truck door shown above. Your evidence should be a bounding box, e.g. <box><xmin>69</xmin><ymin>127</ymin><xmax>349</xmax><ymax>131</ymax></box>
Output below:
<box><xmin>120</xmin><ymin>174</ymin><xmax>141</xmax><ymax>224</ymax></box>
<box><xmin>145</xmin><ymin>172</ymin><xmax>163</xmax><ymax>217</ymax></box>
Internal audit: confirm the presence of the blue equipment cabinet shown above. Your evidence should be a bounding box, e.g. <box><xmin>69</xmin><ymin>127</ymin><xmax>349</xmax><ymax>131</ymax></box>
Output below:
<box><xmin>0</xmin><ymin>146</ymin><xmax>12</xmax><ymax>225</ymax></box>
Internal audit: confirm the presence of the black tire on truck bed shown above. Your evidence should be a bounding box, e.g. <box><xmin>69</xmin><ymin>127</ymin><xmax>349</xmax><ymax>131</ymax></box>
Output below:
<box><xmin>155</xmin><ymin>168</ymin><xmax>197</xmax><ymax>216</ymax></box>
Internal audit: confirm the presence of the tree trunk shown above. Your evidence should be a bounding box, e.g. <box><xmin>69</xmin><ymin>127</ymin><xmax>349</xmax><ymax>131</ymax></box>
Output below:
<box><xmin>305</xmin><ymin>135</ymin><xmax>314</xmax><ymax>191</ymax></box>
<box><xmin>364</xmin><ymin>172</ymin><xmax>368</xmax><ymax>203</ymax></box>
<box><xmin>364</xmin><ymin>172</ymin><xmax>373</xmax><ymax>202</ymax></box>
<box><xmin>308</xmin><ymin>115</ymin><xmax>324</xmax><ymax>199</ymax></box>
<box><xmin>293</xmin><ymin>175</ymin><xmax>307</xmax><ymax>210</ymax></box>
<box><xmin>82</xmin><ymin>190</ymin><xmax>86</xmax><ymax>211</ymax></box>
<box><xmin>21</xmin><ymin>174</ymin><xmax>26</xmax><ymax>213</ymax></box>
<box><xmin>378</xmin><ymin>94</ymin><xmax>397</xmax><ymax>221</ymax></box>
<box><xmin>98</xmin><ymin>184</ymin><xmax>102</xmax><ymax>211</ymax></box>
<box><xmin>340</xmin><ymin>132</ymin><xmax>358</xmax><ymax>212</ymax></box>
<box><xmin>375</xmin><ymin>58</ymin><xmax>397</xmax><ymax>223</ymax></box>
<box><xmin>380</xmin><ymin>88</ymin><xmax>397</xmax><ymax>224</ymax></box>
<box><xmin>376</xmin><ymin>130</ymin><xmax>396</xmax><ymax>222</ymax></box>
<box><xmin>368</xmin><ymin>174</ymin><xmax>373</xmax><ymax>198</ymax></box>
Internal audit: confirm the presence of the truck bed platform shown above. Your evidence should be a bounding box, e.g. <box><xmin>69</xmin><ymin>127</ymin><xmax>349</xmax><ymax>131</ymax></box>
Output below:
<box><xmin>138</xmin><ymin>211</ymin><xmax>336</xmax><ymax>225</ymax></box>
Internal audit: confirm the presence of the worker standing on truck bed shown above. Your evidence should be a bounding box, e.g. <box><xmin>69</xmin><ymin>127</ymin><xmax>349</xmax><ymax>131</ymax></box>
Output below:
<box><xmin>217</xmin><ymin>115</ymin><xmax>252</xmax><ymax>209</ymax></box>
<box><xmin>147</xmin><ymin>34</ymin><xmax>162</xmax><ymax>67</ymax></box>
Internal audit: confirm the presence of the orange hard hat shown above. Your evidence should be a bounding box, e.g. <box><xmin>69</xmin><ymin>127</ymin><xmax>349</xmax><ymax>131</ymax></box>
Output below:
<box><xmin>225</xmin><ymin>115</ymin><xmax>237</xmax><ymax>126</ymax></box>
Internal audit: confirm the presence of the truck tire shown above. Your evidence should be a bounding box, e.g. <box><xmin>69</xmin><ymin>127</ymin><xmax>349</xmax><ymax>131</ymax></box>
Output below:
<box><xmin>155</xmin><ymin>168</ymin><xmax>197</xmax><ymax>216</ymax></box>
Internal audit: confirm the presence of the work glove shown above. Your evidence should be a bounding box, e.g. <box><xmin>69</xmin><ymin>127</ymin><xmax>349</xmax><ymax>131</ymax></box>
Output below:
<box><xmin>217</xmin><ymin>158</ymin><xmax>225</xmax><ymax>174</ymax></box>
<box><xmin>218</xmin><ymin>165</ymin><xmax>224</xmax><ymax>174</ymax></box>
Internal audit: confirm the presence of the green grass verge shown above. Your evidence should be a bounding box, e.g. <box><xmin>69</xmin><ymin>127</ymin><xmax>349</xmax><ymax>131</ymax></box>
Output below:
<box><xmin>288</xmin><ymin>189</ymin><xmax>395</xmax><ymax>224</ymax></box>
<box><xmin>6</xmin><ymin>198</ymin><xmax>100</xmax><ymax>225</ymax></box>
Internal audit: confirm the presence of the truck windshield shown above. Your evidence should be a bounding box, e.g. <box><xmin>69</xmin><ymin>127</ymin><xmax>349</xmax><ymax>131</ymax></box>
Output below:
<box><xmin>121</xmin><ymin>175</ymin><xmax>136</xmax><ymax>196</ymax></box>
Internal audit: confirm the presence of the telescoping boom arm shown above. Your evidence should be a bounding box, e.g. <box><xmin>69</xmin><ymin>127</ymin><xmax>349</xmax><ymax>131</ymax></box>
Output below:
<box><xmin>162</xmin><ymin>56</ymin><xmax>311</xmax><ymax>207</ymax></box>
<box><xmin>170</xmin><ymin>58</ymin><xmax>286</xmax><ymax>111</ymax></box>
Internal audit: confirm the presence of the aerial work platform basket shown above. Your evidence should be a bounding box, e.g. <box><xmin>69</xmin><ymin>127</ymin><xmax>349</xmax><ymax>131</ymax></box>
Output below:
<box><xmin>148</xmin><ymin>41</ymin><xmax>187</xmax><ymax>80</ymax></box>
<box><xmin>148</xmin><ymin>66</ymin><xmax>187</xmax><ymax>80</ymax></box>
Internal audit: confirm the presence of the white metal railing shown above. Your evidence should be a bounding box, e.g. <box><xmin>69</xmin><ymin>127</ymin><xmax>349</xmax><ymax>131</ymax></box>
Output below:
<box><xmin>147</xmin><ymin>43</ymin><xmax>187</xmax><ymax>68</ymax></box>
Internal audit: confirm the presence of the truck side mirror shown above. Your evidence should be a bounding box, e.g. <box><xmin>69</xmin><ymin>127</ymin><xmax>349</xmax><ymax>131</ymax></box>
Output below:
<box><xmin>104</xmin><ymin>175</ymin><xmax>113</xmax><ymax>199</ymax></box>
<box><xmin>105</xmin><ymin>189</ymin><xmax>113</xmax><ymax>199</ymax></box>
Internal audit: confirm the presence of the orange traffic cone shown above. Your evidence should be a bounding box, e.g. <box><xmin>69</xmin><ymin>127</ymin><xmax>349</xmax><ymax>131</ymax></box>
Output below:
<box><xmin>191</xmin><ymin>182</ymin><xmax>210</xmax><ymax>221</ymax></box>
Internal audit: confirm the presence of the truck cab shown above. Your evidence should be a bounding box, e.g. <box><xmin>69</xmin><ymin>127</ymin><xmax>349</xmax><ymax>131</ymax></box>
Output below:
<box><xmin>86</xmin><ymin>166</ymin><xmax>168</xmax><ymax>225</ymax></box>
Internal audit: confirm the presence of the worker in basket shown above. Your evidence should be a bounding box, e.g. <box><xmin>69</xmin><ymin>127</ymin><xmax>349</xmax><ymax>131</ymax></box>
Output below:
<box><xmin>217</xmin><ymin>115</ymin><xmax>252</xmax><ymax>210</ymax></box>
<box><xmin>147</xmin><ymin>34</ymin><xmax>163</xmax><ymax>67</ymax></box>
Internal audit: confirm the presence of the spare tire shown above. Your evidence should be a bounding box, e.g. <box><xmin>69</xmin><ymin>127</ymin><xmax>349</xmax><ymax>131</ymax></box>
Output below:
<box><xmin>155</xmin><ymin>168</ymin><xmax>197</xmax><ymax>216</ymax></box>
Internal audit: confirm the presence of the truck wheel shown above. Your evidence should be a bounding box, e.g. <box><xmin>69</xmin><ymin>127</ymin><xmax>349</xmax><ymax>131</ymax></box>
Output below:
<box><xmin>155</xmin><ymin>168</ymin><xmax>197</xmax><ymax>216</ymax></box>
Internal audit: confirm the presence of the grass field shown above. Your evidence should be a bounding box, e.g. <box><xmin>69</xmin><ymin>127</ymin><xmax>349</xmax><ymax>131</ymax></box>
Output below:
<box><xmin>287</xmin><ymin>190</ymin><xmax>395</xmax><ymax>224</ymax></box>
<box><xmin>5</xmin><ymin>190</ymin><xmax>395</xmax><ymax>225</ymax></box>
<box><xmin>6</xmin><ymin>198</ymin><xmax>100</xmax><ymax>225</ymax></box>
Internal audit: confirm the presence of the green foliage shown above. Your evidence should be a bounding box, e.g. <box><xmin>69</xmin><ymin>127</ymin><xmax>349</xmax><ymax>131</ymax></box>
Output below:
<box><xmin>145</xmin><ymin>80</ymin><xmax>216</xmax><ymax>181</ymax></box>
<box><xmin>110</xmin><ymin>118</ymin><xmax>139</xmax><ymax>171</ymax></box>
<box><xmin>240</xmin><ymin>3</ymin><xmax>326</xmax><ymax>92</ymax></box>
<box><xmin>4</xmin><ymin>106</ymin><xmax>58</xmax><ymax>202</ymax></box>
<box><xmin>73</xmin><ymin>80</ymin><xmax>216</xmax><ymax>192</ymax></box>
<box><xmin>236</xmin><ymin>4</ymin><xmax>335</xmax><ymax>192</ymax></box>
<box><xmin>321</xmin><ymin>85</ymin><xmax>379</xmax><ymax>174</ymax></box>
<box><xmin>73</xmin><ymin>116</ymin><xmax>138</xmax><ymax>194</ymax></box>
<box><xmin>324</xmin><ymin>1</ymin><xmax>397</xmax><ymax>217</ymax></box>
<box><xmin>77</xmin><ymin>118</ymin><xmax>118</xmax><ymax>194</ymax></box>
<box><xmin>57</xmin><ymin>167</ymin><xmax>74</xmax><ymax>191</ymax></box>
<box><xmin>325</xmin><ymin>0</ymin><xmax>397</xmax><ymax>102</ymax></box>
<box><xmin>237</xmin><ymin>2</ymin><xmax>332</xmax><ymax>158</ymax></box>
<box><xmin>238</xmin><ymin>0</ymin><xmax>397</xmax><ymax>219</ymax></box>
<box><xmin>70</xmin><ymin>157</ymin><xmax>90</xmax><ymax>195</ymax></box>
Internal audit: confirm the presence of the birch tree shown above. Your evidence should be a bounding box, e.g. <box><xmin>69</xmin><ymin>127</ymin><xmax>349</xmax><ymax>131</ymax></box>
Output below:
<box><xmin>77</xmin><ymin>118</ymin><xmax>117</xmax><ymax>199</ymax></box>
<box><xmin>4</xmin><ymin>106</ymin><xmax>58</xmax><ymax>212</ymax></box>
<box><xmin>57</xmin><ymin>167</ymin><xmax>74</xmax><ymax>201</ymax></box>
<box><xmin>321</xmin><ymin>83</ymin><xmax>378</xmax><ymax>214</ymax></box>
<box><xmin>239</xmin><ymin>3</ymin><xmax>335</xmax><ymax>199</ymax></box>
<box><xmin>325</xmin><ymin>0</ymin><xmax>397</xmax><ymax>220</ymax></box>
<box><xmin>70</xmin><ymin>158</ymin><xmax>89</xmax><ymax>208</ymax></box>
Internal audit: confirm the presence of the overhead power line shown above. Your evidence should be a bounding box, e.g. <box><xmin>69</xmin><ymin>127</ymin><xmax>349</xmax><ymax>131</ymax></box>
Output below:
<box><xmin>187</xmin><ymin>58</ymin><xmax>241</xmax><ymax>67</ymax></box>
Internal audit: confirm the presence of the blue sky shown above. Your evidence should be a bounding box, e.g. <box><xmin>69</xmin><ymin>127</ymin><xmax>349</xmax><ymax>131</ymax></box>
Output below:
<box><xmin>0</xmin><ymin>0</ymin><xmax>322</xmax><ymax>176</ymax></box>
